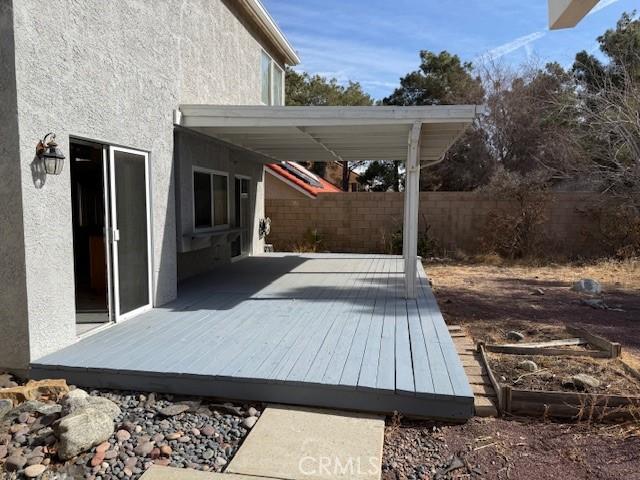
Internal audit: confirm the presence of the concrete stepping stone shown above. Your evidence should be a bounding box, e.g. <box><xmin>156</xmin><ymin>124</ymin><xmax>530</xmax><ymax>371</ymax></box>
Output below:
<box><xmin>140</xmin><ymin>466</ymin><xmax>269</xmax><ymax>479</ymax></box>
<box><xmin>227</xmin><ymin>405</ymin><xmax>385</xmax><ymax>480</ymax></box>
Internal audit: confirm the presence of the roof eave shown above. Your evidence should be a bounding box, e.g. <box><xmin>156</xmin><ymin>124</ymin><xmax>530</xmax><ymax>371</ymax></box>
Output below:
<box><xmin>238</xmin><ymin>0</ymin><xmax>300</xmax><ymax>65</ymax></box>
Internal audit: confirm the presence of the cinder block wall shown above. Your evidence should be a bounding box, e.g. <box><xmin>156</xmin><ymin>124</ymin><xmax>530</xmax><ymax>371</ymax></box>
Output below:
<box><xmin>265</xmin><ymin>192</ymin><xmax>601</xmax><ymax>256</ymax></box>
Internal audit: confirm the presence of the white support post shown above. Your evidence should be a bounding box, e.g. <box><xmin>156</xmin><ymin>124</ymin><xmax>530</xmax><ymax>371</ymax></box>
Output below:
<box><xmin>403</xmin><ymin>122</ymin><xmax>422</xmax><ymax>299</ymax></box>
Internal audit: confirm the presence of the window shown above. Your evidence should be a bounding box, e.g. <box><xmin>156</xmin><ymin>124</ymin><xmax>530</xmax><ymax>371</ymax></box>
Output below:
<box><xmin>260</xmin><ymin>50</ymin><xmax>284</xmax><ymax>106</ymax></box>
<box><xmin>193</xmin><ymin>171</ymin><xmax>212</xmax><ymax>228</ymax></box>
<box><xmin>261</xmin><ymin>52</ymin><xmax>271</xmax><ymax>105</ymax></box>
<box><xmin>272</xmin><ymin>64</ymin><xmax>284</xmax><ymax>106</ymax></box>
<box><xmin>193</xmin><ymin>169</ymin><xmax>229</xmax><ymax>230</ymax></box>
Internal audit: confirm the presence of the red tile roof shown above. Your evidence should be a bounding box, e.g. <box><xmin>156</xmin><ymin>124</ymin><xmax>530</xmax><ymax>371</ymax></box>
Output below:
<box><xmin>266</xmin><ymin>162</ymin><xmax>342</xmax><ymax>197</ymax></box>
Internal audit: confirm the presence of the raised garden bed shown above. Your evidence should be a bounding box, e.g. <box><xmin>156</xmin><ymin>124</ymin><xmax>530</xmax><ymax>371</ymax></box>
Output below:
<box><xmin>482</xmin><ymin>327</ymin><xmax>622</xmax><ymax>359</ymax></box>
<box><xmin>478</xmin><ymin>342</ymin><xmax>640</xmax><ymax>421</ymax></box>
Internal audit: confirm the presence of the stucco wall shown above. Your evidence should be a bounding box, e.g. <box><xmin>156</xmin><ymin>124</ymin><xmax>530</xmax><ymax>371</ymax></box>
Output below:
<box><xmin>265</xmin><ymin>172</ymin><xmax>311</xmax><ymax>200</ymax></box>
<box><xmin>0</xmin><ymin>2</ymin><xmax>30</xmax><ymax>371</ymax></box>
<box><xmin>8</xmin><ymin>0</ymin><xmax>281</xmax><ymax>367</ymax></box>
<box><xmin>175</xmin><ymin>129</ymin><xmax>265</xmax><ymax>281</ymax></box>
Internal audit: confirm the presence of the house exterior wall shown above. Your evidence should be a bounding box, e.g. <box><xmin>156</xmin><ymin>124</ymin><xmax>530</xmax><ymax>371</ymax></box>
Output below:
<box><xmin>0</xmin><ymin>2</ymin><xmax>30</xmax><ymax>371</ymax></box>
<box><xmin>174</xmin><ymin>129</ymin><xmax>265</xmax><ymax>281</ymax></box>
<box><xmin>323</xmin><ymin>162</ymin><xmax>363</xmax><ymax>192</ymax></box>
<box><xmin>265</xmin><ymin>172</ymin><xmax>311</xmax><ymax>200</ymax></box>
<box><xmin>3</xmin><ymin>0</ymin><xmax>283</xmax><ymax>368</ymax></box>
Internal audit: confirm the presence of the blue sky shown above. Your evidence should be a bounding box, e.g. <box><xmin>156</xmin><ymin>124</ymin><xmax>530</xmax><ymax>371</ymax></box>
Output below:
<box><xmin>262</xmin><ymin>0</ymin><xmax>637</xmax><ymax>100</ymax></box>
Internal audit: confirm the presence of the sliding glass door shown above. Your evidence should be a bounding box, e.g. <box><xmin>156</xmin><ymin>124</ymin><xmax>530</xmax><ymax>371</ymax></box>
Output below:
<box><xmin>108</xmin><ymin>146</ymin><xmax>152</xmax><ymax>321</ymax></box>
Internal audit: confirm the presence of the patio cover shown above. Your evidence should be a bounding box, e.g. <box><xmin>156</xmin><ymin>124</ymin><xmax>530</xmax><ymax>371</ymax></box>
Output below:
<box><xmin>177</xmin><ymin>105</ymin><xmax>482</xmax><ymax>298</ymax></box>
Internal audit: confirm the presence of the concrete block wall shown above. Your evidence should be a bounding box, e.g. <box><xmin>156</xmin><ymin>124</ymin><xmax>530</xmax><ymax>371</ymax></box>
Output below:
<box><xmin>265</xmin><ymin>192</ymin><xmax>603</xmax><ymax>256</ymax></box>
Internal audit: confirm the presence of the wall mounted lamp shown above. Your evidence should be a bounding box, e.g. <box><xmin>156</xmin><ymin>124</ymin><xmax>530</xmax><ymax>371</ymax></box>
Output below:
<box><xmin>36</xmin><ymin>132</ymin><xmax>65</xmax><ymax>175</ymax></box>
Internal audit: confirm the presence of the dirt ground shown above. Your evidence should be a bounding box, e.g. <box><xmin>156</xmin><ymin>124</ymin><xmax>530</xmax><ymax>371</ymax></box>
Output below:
<box><xmin>487</xmin><ymin>354</ymin><xmax>640</xmax><ymax>395</ymax></box>
<box><xmin>382</xmin><ymin>259</ymin><xmax>640</xmax><ymax>480</ymax></box>
<box><xmin>428</xmin><ymin>258</ymin><xmax>640</xmax><ymax>356</ymax></box>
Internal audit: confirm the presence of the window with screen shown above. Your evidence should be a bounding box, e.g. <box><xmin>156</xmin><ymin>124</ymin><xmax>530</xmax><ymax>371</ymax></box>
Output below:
<box><xmin>193</xmin><ymin>169</ymin><xmax>229</xmax><ymax>230</ymax></box>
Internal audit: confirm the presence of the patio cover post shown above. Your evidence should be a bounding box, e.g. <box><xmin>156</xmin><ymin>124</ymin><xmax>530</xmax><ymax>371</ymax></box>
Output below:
<box><xmin>403</xmin><ymin>121</ymin><xmax>422</xmax><ymax>299</ymax></box>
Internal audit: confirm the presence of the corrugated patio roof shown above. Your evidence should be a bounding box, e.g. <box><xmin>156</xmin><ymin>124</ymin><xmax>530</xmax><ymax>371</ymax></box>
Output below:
<box><xmin>177</xmin><ymin>105</ymin><xmax>482</xmax><ymax>165</ymax></box>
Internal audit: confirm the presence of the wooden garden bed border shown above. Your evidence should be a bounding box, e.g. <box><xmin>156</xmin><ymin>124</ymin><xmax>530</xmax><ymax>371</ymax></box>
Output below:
<box><xmin>477</xmin><ymin>342</ymin><xmax>640</xmax><ymax>420</ymax></box>
<box><xmin>483</xmin><ymin>327</ymin><xmax>621</xmax><ymax>359</ymax></box>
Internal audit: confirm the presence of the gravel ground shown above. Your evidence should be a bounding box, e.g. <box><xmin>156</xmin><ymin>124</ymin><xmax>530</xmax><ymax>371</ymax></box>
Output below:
<box><xmin>0</xmin><ymin>386</ymin><xmax>260</xmax><ymax>479</ymax></box>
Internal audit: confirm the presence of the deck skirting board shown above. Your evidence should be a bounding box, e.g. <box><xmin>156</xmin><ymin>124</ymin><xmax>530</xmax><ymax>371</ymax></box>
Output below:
<box><xmin>29</xmin><ymin>366</ymin><xmax>473</xmax><ymax>421</ymax></box>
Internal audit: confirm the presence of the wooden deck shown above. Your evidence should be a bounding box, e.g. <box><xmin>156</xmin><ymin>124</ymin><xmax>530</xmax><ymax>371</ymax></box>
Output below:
<box><xmin>31</xmin><ymin>254</ymin><xmax>473</xmax><ymax>420</ymax></box>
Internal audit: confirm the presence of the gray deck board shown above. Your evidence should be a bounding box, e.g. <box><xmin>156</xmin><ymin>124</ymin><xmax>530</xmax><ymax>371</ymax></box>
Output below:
<box><xmin>31</xmin><ymin>253</ymin><xmax>473</xmax><ymax>420</ymax></box>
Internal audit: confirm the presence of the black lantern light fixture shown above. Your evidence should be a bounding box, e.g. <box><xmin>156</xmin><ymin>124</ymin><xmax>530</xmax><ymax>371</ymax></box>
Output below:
<box><xmin>36</xmin><ymin>132</ymin><xmax>65</xmax><ymax>175</ymax></box>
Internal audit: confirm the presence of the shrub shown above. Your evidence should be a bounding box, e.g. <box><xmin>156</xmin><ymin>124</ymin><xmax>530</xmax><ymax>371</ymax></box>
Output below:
<box><xmin>479</xmin><ymin>169</ymin><xmax>550</xmax><ymax>259</ymax></box>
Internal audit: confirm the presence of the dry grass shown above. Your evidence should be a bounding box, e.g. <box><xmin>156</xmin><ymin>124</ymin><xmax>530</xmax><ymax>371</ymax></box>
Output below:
<box><xmin>427</xmin><ymin>256</ymin><xmax>640</xmax><ymax>291</ymax></box>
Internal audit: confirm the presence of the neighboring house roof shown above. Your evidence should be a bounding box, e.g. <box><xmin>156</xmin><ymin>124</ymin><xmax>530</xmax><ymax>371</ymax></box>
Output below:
<box><xmin>266</xmin><ymin>162</ymin><xmax>342</xmax><ymax>198</ymax></box>
<box><xmin>237</xmin><ymin>0</ymin><xmax>300</xmax><ymax>65</ymax></box>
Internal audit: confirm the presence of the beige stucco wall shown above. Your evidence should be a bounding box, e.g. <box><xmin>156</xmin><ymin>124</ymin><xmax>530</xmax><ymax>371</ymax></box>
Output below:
<box><xmin>2</xmin><ymin>0</ymin><xmax>284</xmax><ymax>369</ymax></box>
<box><xmin>0</xmin><ymin>2</ymin><xmax>30</xmax><ymax>371</ymax></box>
<box><xmin>265</xmin><ymin>172</ymin><xmax>312</xmax><ymax>200</ymax></box>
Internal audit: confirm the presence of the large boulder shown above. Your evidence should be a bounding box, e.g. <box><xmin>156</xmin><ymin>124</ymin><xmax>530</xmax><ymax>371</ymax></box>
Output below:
<box><xmin>0</xmin><ymin>379</ymin><xmax>69</xmax><ymax>404</ymax></box>
<box><xmin>61</xmin><ymin>389</ymin><xmax>121</xmax><ymax>419</ymax></box>
<box><xmin>55</xmin><ymin>406</ymin><xmax>115</xmax><ymax>460</ymax></box>
<box><xmin>571</xmin><ymin>279</ymin><xmax>602</xmax><ymax>295</ymax></box>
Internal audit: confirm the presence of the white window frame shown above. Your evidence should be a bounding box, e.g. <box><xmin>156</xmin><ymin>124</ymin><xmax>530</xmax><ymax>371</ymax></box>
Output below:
<box><xmin>231</xmin><ymin>174</ymin><xmax>253</xmax><ymax>261</ymax></box>
<box><xmin>192</xmin><ymin>166</ymin><xmax>230</xmax><ymax>232</ymax></box>
<box><xmin>260</xmin><ymin>50</ymin><xmax>285</xmax><ymax>106</ymax></box>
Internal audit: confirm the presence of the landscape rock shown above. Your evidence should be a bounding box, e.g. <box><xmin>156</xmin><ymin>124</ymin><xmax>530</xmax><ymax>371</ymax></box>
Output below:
<box><xmin>242</xmin><ymin>416</ymin><xmax>258</xmax><ymax>429</ymax></box>
<box><xmin>572</xmin><ymin>278</ymin><xmax>602</xmax><ymax>295</ymax></box>
<box><xmin>506</xmin><ymin>331</ymin><xmax>525</xmax><ymax>342</ymax></box>
<box><xmin>158</xmin><ymin>404</ymin><xmax>190</xmax><ymax>417</ymax></box>
<box><xmin>0</xmin><ymin>379</ymin><xmax>69</xmax><ymax>404</ymax></box>
<box><xmin>115</xmin><ymin>429</ymin><xmax>131</xmax><ymax>443</ymax></box>
<box><xmin>5</xmin><ymin>454</ymin><xmax>27</xmax><ymax>471</ymax></box>
<box><xmin>90</xmin><ymin>451</ymin><xmax>105</xmax><ymax>467</ymax></box>
<box><xmin>62</xmin><ymin>390</ymin><xmax>120</xmax><ymax>419</ymax></box>
<box><xmin>55</xmin><ymin>407</ymin><xmax>115</xmax><ymax>460</ymax></box>
<box><xmin>0</xmin><ymin>398</ymin><xmax>12</xmax><ymax>419</ymax></box>
<box><xmin>0</xmin><ymin>373</ymin><xmax>18</xmax><ymax>389</ymax></box>
<box><xmin>518</xmin><ymin>360</ymin><xmax>538</xmax><ymax>372</ymax></box>
<box><xmin>134</xmin><ymin>441</ymin><xmax>155</xmax><ymax>457</ymax></box>
<box><xmin>247</xmin><ymin>407</ymin><xmax>258</xmax><ymax>417</ymax></box>
<box><xmin>571</xmin><ymin>373</ymin><xmax>601</xmax><ymax>390</ymax></box>
<box><xmin>24</xmin><ymin>464</ymin><xmax>47</xmax><ymax>478</ymax></box>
